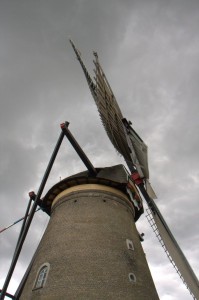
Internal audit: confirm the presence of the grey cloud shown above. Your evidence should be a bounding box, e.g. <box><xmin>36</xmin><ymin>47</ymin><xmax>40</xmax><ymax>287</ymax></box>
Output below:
<box><xmin>0</xmin><ymin>0</ymin><xmax>199</xmax><ymax>299</ymax></box>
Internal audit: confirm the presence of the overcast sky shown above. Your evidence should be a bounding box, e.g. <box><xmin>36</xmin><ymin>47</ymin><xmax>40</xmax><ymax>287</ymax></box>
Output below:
<box><xmin>0</xmin><ymin>0</ymin><xmax>199</xmax><ymax>299</ymax></box>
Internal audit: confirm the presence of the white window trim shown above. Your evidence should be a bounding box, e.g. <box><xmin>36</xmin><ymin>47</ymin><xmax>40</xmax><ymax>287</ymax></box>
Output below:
<box><xmin>128</xmin><ymin>272</ymin><xmax>136</xmax><ymax>283</ymax></box>
<box><xmin>126</xmin><ymin>239</ymin><xmax>134</xmax><ymax>251</ymax></box>
<box><xmin>32</xmin><ymin>262</ymin><xmax>50</xmax><ymax>290</ymax></box>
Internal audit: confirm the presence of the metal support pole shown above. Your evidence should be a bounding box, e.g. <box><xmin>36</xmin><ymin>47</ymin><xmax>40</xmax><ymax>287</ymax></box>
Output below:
<box><xmin>61</xmin><ymin>122</ymin><xmax>97</xmax><ymax>177</ymax></box>
<box><xmin>0</xmin><ymin>290</ymin><xmax>14</xmax><ymax>299</ymax></box>
<box><xmin>0</xmin><ymin>130</ymin><xmax>65</xmax><ymax>300</ymax></box>
<box><xmin>16</xmin><ymin>197</ymin><xmax>32</xmax><ymax>248</ymax></box>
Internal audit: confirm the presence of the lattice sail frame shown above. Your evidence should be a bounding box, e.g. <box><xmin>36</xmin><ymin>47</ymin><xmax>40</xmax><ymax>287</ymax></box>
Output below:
<box><xmin>70</xmin><ymin>39</ymin><xmax>149</xmax><ymax>180</ymax></box>
<box><xmin>146</xmin><ymin>208</ymin><xmax>199</xmax><ymax>300</ymax></box>
<box><xmin>94</xmin><ymin>54</ymin><xmax>149</xmax><ymax>179</ymax></box>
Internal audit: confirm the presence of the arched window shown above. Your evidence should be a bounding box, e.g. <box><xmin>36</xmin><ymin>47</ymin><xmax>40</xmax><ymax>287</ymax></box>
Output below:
<box><xmin>128</xmin><ymin>272</ymin><xmax>136</xmax><ymax>283</ymax></box>
<box><xmin>33</xmin><ymin>263</ymin><xmax>50</xmax><ymax>290</ymax></box>
<box><xmin>126</xmin><ymin>239</ymin><xmax>134</xmax><ymax>251</ymax></box>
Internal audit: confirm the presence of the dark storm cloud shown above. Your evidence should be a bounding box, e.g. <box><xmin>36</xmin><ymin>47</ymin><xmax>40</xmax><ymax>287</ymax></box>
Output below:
<box><xmin>0</xmin><ymin>0</ymin><xmax>199</xmax><ymax>299</ymax></box>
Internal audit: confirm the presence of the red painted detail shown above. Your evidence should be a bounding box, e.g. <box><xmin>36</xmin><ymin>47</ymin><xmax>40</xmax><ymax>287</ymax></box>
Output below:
<box><xmin>29</xmin><ymin>191</ymin><xmax>36</xmax><ymax>199</ymax></box>
<box><xmin>130</xmin><ymin>173</ymin><xmax>143</xmax><ymax>185</ymax></box>
<box><xmin>60</xmin><ymin>123</ymin><xmax>65</xmax><ymax>129</ymax></box>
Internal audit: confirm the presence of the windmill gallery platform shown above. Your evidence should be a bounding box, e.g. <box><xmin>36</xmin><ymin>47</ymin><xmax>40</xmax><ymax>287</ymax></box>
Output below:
<box><xmin>19</xmin><ymin>165</ymin><xmax>159</xmax><ymax>300</ymax></box>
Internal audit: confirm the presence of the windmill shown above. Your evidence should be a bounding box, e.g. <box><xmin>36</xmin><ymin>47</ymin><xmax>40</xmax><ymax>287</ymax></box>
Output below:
<box><xmin>69</xmin><ymin>39</ymin><xmax>199</xmax><ymax>299</ymax></box>
<box><xmin>1</xmin><ymin>41</ymin><xmax>198</xmax><ymax>300</ymax></box>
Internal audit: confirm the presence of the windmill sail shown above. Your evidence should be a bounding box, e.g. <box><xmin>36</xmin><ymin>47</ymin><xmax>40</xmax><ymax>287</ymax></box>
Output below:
<box><xmin>70</xmin><ymin>39</ymin><xmax>149</xmax><ymax>180</ymax></box>
<box><xmin>147</xmin><ymin>200</ymin><xmax>199</xmax><ymax>299</ymax></box>
<box><xmin>70</xmin><ymin>40</ymin><xmax>199</xmax><ymax>299</ymax></box>
<box><xmin>69</xmin><ymin>39</ymin><xmax>96</xmax><ymax>100</ymax></box>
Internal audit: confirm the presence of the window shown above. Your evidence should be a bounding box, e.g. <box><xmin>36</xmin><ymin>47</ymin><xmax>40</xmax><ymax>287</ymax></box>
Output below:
<box><xmin>33</xmin><ymin>263</ymin><xmax>50</xmax><ymax>290</ymax></box>
<box><xmin>126</xmin><ymin>239</ymin><xmax>134</xmax><ymax>251</ymax></box>
<box><xmin>128</xmin><ymin>273</ymin><xmax>136</xmax><ymax>283</ymax></box>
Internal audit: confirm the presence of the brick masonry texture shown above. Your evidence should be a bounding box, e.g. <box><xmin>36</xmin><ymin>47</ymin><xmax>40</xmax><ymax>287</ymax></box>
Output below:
<box><xmin>20</xmin><ymin>187</ymin><xmax>159</xmax><ymax>300</ymax></box>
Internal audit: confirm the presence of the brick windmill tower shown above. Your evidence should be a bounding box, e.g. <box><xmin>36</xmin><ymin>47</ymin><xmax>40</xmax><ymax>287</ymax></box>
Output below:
<box><xmin>18</xmin><ymin>164</ymin><xmax>159</xmax><ymax>300</ymax></box>
<box><xmin>1</xmin><ymin>42</ymin><xmax>198</xmax><ymax>300</ymax></box>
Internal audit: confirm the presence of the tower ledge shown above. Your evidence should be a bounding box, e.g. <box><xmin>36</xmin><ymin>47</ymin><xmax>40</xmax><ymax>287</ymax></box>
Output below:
<box><xmin>40</xmin><ymin>164</ymin><xmax>144</xmax><ymax>221</ymax></box>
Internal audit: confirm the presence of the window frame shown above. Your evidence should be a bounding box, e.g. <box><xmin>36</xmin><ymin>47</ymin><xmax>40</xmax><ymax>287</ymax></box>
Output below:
<box><xmin>128</xmin><ymin>272</ymin><xmax>136</xmax><ymax>283</ymax></box>
<box><xmin>32</xmin><ymin>262</ymin><xmax>50</xmax><ymax>290</ymax></box>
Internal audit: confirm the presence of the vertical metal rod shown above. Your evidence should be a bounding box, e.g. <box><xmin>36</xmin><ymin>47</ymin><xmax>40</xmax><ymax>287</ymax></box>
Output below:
<box><xmin>0</xmin><ymin>130</ymin><xmax>65</xmax><ymax>300</ymax></box>
<box><xmin>61</xmin><ymin>122</ymin><xmax>97</xmax><ymax>177</ymax></box>
<box><xmin>16</xmin><ymin>197</ymin><xmax>32</xmax><ymax>248</ymax></box>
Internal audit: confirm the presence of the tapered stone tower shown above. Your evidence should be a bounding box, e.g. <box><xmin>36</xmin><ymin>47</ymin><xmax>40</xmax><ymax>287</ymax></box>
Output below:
<box><xmin>19</xmin><ymin>165</ymin><xmax>159</xmax><ymax>300</ymax></box>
